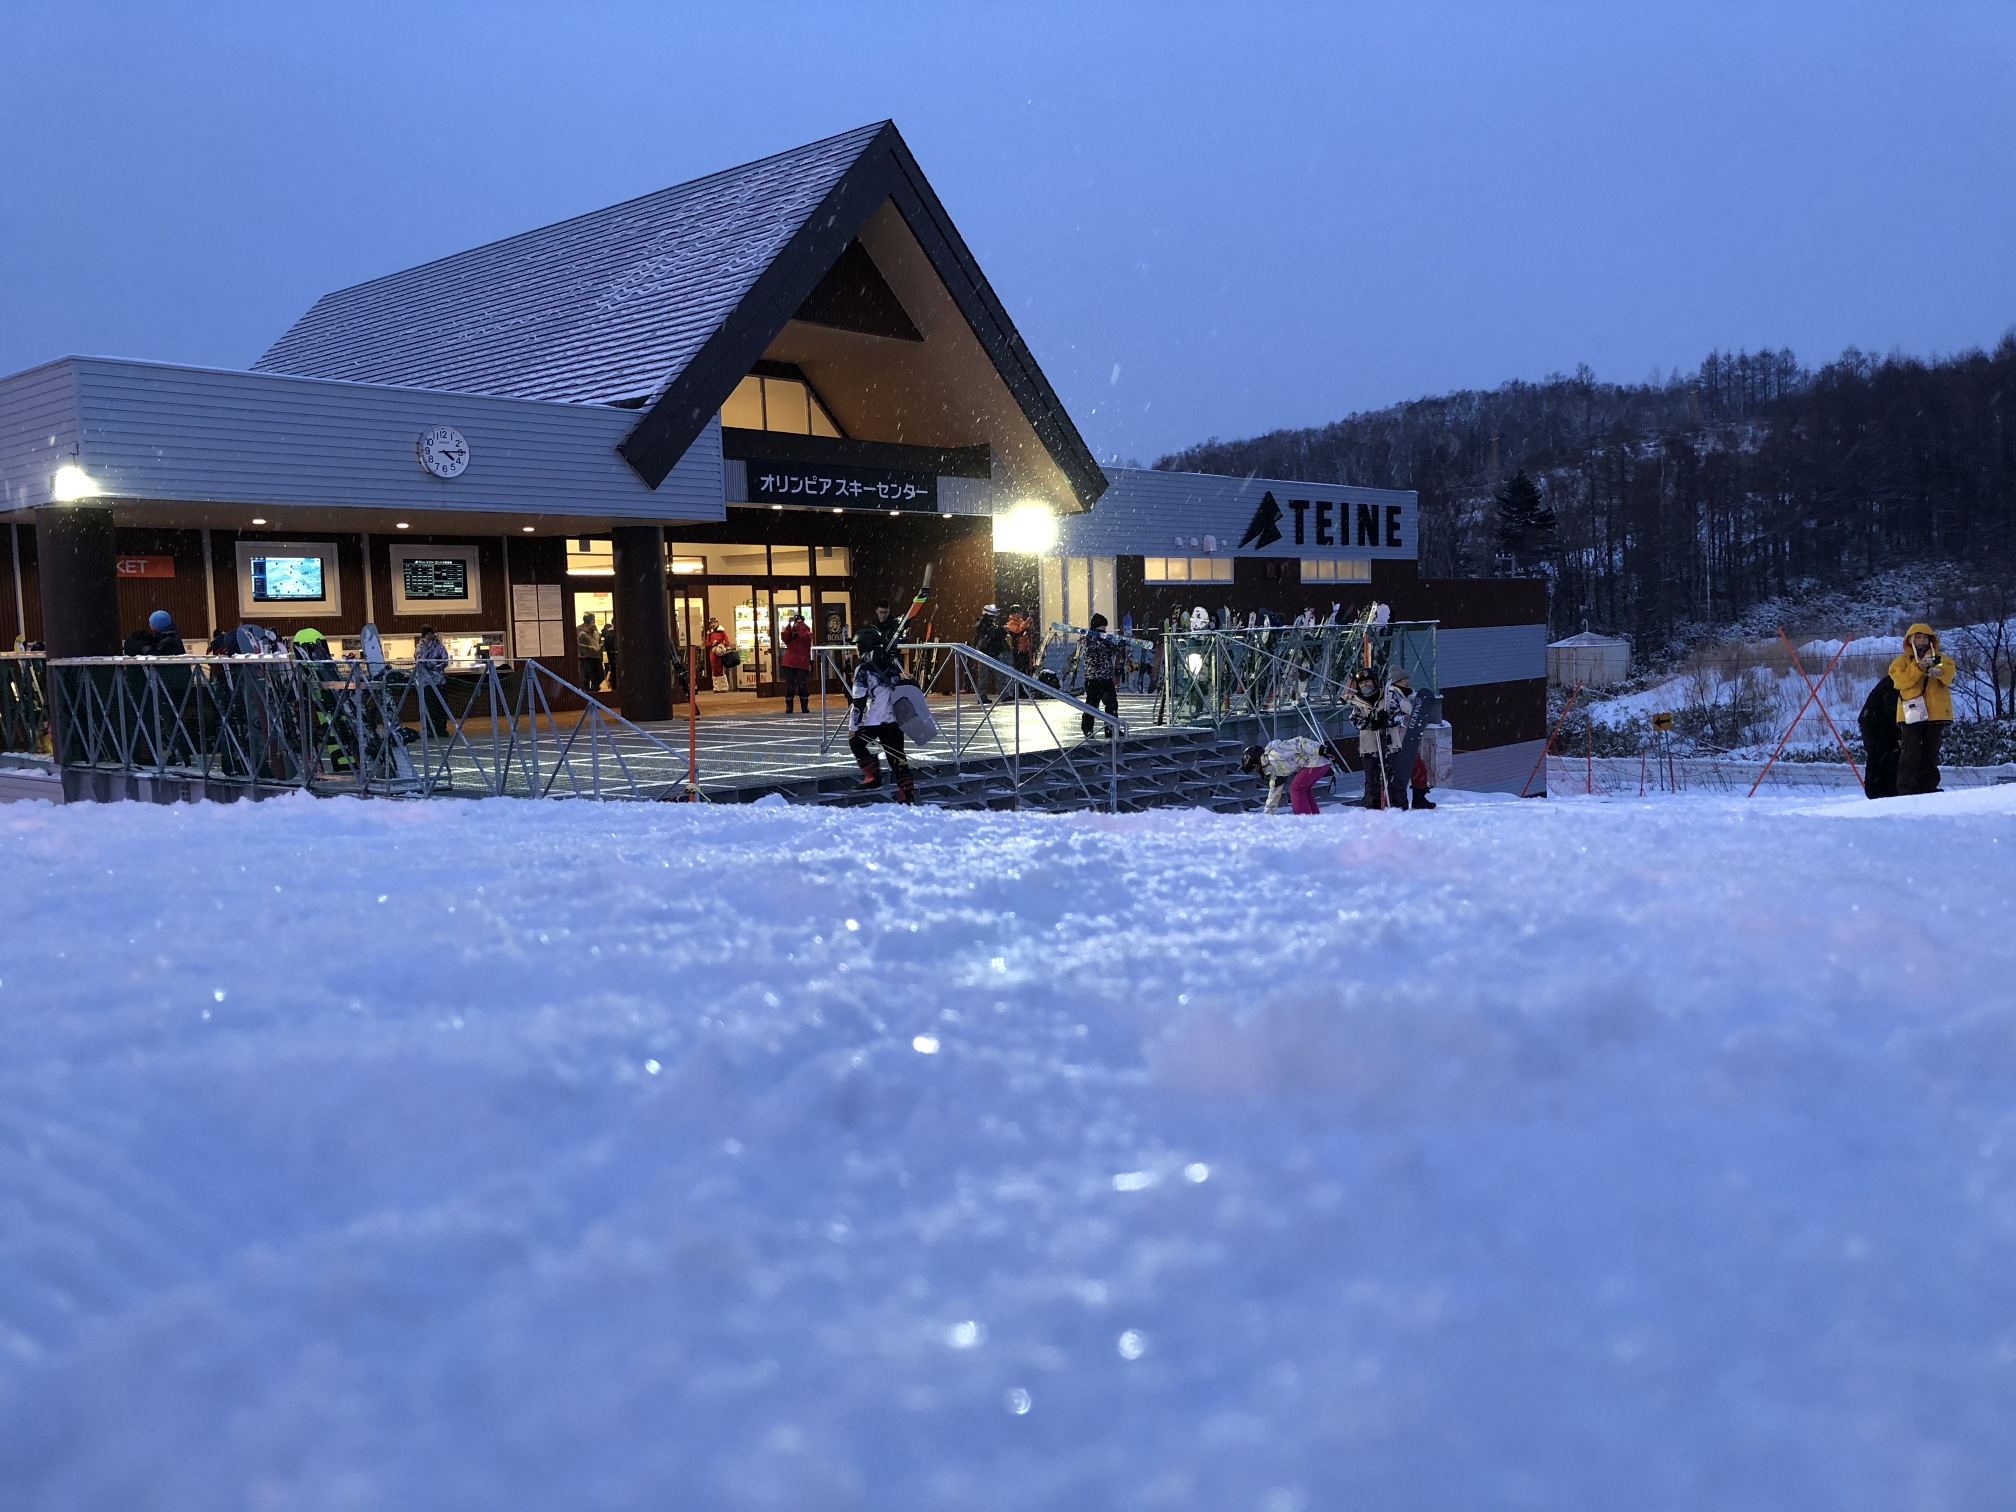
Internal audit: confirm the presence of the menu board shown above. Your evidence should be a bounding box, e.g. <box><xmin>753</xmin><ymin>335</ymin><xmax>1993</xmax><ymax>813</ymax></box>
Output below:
<box><xmin>401</xmin><ymin>558</ymin><xmax>471</xmax><ymax>602</ymax></box>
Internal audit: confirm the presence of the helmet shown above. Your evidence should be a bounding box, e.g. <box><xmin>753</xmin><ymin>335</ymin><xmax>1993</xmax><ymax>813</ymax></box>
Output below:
<box><xmin>147</xmin><ymin>609</ymin><xmax>173</xmax><ymax>632</ymax></box>
<box><xmin>981</xmin><ymin>604</ymin><xmax>998</xmax><ymax>617</ymax></box>
<box><xmin>293</xmin><ymin>627</ymin><xmax>325</xmax><ymax>644</ymax></box>
<box><xmin>1239</xmin><ymin>744</ymin><xmax>1264</xmax><ymax>774</ymax></box>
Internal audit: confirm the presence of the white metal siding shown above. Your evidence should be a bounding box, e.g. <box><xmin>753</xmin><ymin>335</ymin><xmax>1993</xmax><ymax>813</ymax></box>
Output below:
<box><xmin>1062</xmin><ymin>466</ymin><xmax>1416</xmax><ymax>561</ymax></box>
<box><xmin>1435</xmin><ymin>624</ymin><xmax>1547</xmax><ymax>689</ymax></box>
<box><xmin>2</xmin><ymin>358</ymin><xmax>725</xmax><ymax>523</ymax></box>
<box><xmin>0</xmin><ymin>360</ymin><xmax>83</xmax><ymax>511</ymax></box>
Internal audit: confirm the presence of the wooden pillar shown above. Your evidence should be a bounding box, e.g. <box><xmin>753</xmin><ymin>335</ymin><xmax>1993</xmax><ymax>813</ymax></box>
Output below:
<box><xmin>35</xmin><ymin>505</ymin><xmax>121</xmax><ymax>657</ymax></box>
<box><xmin>609</xmin><ymin>524</ymin><xmax>672</xmax><ymax>720</ymax></box>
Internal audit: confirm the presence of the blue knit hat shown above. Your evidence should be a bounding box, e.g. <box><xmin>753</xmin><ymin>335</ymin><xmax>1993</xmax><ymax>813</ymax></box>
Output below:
<box><xmin>147</xmin><ymin>610</ymin><xmax>173</xmax><ymax>632</ymax></box>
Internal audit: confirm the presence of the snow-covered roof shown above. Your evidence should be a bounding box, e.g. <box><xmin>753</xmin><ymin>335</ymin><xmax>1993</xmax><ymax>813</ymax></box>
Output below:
<box><xmin>1549</xmin><ymin>630</ymin><xmax>1630</xmax><ymax>648</ymax></box>
<box><xmin>254</xmin><ymin>123</ymin><xmax>887</xmax><ymax>407</ymax></box>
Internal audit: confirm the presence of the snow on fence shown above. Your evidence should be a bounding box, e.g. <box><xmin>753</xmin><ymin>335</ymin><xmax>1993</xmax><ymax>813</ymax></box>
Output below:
<box><xmin>1545</xmin><ymin>754</ymin><xmax>2016</xmax><ymax>797</ymax></box>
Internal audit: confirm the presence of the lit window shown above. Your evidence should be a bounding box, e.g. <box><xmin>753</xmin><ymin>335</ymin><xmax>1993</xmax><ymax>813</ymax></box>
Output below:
<box><xmin>1201</xmin><ymin>557</ymin><xmax>1233</xmax><ymax>582</ymax></box>
<box><xmin>1164</xmin><ymin>557</ymin><xmax>1189</xmax><ymax>582</ymax></box>
<box><xmin>721</xmin><ymin>372</ymin><xmax>845</xmax><ymax>437</ymax></box>
<box><xmin>567</xmin><ymin>539</ymin><xmax>613</xmax><ymax>577</ymax></box>
<box><xmin>1299</xmin><ymin>559</ymin><xmax>1371</xmax><ymax>583</ymax></box>
<box><xmin>720</xmin><ymin>376</ymin><xmax>763</xmax><ymax>430</ymax></box>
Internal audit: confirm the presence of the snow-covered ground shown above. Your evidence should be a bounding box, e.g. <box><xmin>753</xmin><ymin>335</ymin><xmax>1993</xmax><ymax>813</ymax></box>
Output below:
<box><xmin>5</xmin><ymin>791</ymin><xmax>2016</xmax><ymax>1510</ymax></box>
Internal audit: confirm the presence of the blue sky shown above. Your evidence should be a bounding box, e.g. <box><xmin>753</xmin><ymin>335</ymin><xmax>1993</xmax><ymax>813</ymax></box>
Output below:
<box><xmin>4</xmin><ymin>2</ymin><xmax>2012</xmax><ymax>463</ymax></box>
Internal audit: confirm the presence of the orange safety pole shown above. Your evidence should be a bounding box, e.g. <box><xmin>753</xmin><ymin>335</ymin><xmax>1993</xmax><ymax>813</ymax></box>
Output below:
<box><xmin>1775</xmin><ymin>627</ymin><xmax>1864</xmax><ymax>785</ymax></box>
<box><xmin>1586</xmin><ymin>712</ymin><xmax>1594</xmax><ymax>795</ymax></box>
<box><xmin>1520</xmin><ymin>680</ymin><xmax>1583</xmax><ymax>798</ymax></box>
<box><xmin>1747</xmin><ymin>633</ymin><xmax>1852</xmax><ymax>796</ymax></box>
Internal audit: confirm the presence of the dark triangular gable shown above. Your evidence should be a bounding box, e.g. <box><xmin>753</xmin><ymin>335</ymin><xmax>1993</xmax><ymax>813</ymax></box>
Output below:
<box><xmin>618</xmin><ymin>122</ymin><xmax>1107</xmax><ymax>512</ymax></box>
<box><xmin>793</xmin><ymin>240</ymin><xmax>922</xmax><ymax>342</ymax></box>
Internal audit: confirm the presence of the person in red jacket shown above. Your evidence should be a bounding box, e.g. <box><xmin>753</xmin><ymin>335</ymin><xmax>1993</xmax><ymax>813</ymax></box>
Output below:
<box><xmin>778</xmin><ymin>609</ymin><xmax>814</xmax><ymax>713</ymax></box>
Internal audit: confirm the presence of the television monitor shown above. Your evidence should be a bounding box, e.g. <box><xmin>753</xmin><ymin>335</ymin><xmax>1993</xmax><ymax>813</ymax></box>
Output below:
<box><xmin>250</xmin><ymin>556</ymin><xmax>326</xmax><ymax>602</ymax></box>
<box><xmin>401</xmin><ymin>558</ymin><xmax>471</xmax><ymax>602</ymax></box>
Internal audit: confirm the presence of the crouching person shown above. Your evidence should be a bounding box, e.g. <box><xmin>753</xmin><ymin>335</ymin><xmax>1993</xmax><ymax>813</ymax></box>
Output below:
<box><xmin>1241</xmin><ymin>736</ymin><xmax>1343</xmax><ymax>815</ymax></box>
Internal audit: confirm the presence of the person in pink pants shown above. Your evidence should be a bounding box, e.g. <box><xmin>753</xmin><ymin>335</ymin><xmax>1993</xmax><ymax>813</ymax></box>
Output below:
<box><xmin>1242</xmin><ymin>737</ymin><xmax>1344</xmax><ymax>814</ymax></box>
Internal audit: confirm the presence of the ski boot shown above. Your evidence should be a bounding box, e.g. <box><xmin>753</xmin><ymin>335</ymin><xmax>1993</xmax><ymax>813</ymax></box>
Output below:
<box><xmin>857</xmin><ymin>755</ymin><xmax>883</xmax><ymax>790</ymax></box>
<box><xmin>1411</xmin><ymin>788</ymin><xmax>1436</xmax><ymax>810</ymax></box>
<box><xmin>896</xmin><ymin>777</ymin><xmax>916</xmax><ymax>805</ymax></box>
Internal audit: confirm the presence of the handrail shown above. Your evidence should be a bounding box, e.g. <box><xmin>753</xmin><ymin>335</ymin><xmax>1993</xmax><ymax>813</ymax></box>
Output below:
<box><xmin>45</xmin><ymin>654</ymin><xmax>689</xmax><ymax>802</ymax></box>
<box><xmin>813</xmin><ymin>640</ymin><xmax>1127</xmax><ymax>810</ymax></box>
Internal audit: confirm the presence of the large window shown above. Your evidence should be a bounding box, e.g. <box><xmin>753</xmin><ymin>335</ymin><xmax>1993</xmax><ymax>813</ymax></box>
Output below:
<box><xmin>720</xmin><ymin>374</ymin><xmax>842</xmax><ymax>438</ymax></box>
<box><xmin>1144</xmin><ymin>556</ymin><xmax>1233</xmax><ymax>583</ymax></box>
<box><xmin>1300</xmin><ymin>559</ymin><xmax>1372</xmax><ymax>583</ymax></box>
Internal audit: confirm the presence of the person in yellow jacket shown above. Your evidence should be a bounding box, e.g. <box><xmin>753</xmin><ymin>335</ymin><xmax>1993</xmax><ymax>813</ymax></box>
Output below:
<box><xmin>1888</xmin><ymin>623</ymin><xmax>1955</xmax><ymax>794</ymax></box>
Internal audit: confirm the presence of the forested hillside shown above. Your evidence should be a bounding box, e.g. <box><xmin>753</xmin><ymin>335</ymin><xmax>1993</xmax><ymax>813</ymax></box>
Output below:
<box><xmin>1157</xmin><ymin>335</ymin><xmax>2016</xmax><ymax>653</ymax></box>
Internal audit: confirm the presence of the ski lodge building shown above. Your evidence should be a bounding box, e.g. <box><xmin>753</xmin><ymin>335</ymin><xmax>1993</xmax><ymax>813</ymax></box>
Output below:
<box><xmin>0</xmin><ymin>121</ymin><xmax>1546</xmax><ymax>790</ymax></box>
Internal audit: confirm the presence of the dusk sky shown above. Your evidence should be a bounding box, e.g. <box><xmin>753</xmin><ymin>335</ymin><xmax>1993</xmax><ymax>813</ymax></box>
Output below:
<box><xmin>5</xmin><ymin>2</ymin><xmax>2012</xmax><ymax>465</ymax></box>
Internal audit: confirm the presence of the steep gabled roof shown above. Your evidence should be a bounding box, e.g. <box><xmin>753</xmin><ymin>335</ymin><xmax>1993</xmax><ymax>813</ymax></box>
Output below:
<box><xmin>254</xmin><ymin>122</ymin><xmax>1106</xmax><ymax>508</ymax></box>
<box><xmin>254</xmin><ymin>123</ymin><xmax>885</xmax><ymax>408</ymax></box>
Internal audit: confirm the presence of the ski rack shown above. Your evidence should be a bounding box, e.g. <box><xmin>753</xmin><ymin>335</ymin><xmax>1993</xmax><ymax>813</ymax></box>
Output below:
<box><xmin>46</xmin><ymin>654</ymin><xmax>691</xmax><ymax>803</ymax></box>
<box><xmin>812</xmin><ymin>641</ymin><xmax>1128</xmax><ymax>812</ymax></box>
<box><xmin>0</xmin><ymin>651</ymin><xmax>49</xmax><ymax>755</ymax></box>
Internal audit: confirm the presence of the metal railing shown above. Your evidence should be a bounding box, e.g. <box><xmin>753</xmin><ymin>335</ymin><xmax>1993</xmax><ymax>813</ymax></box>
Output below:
<box><xmin>2</xmin><ymin>652</ymin><xmax>49</xmax><ymax>754</ymax></box>
<box><xmin>813</xmin><ymin>642</ymin><xmax>1128</xmax><ymax>811</ymax></box>
<box><xmin>1158</xmin><ymin>621</ymin><xmax>1438</xmax><ymax>740</ymax></box>
<box><xmin>48</xmin><ymin>655</ymin><xmax>691</xmax><ymax>801</ymax></box>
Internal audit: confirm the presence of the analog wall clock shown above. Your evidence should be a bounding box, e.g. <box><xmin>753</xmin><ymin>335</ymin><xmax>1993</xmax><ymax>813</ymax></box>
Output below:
<box><xmin>417</xmin><ymin>425</ymin><xmax>470</xmax><ymax>479</ymax></box>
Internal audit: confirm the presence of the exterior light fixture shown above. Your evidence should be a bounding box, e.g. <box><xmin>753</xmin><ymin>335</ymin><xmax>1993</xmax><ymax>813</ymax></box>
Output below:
<box><xmin>251</xmin><ymin>517</ymin><xmax>268</xmax><ymax>526</ymax></box>
<box><xmin>1186</xmin><ymin>652</ymin><xmax>1204</xmax><ymax>675</ymax></box>
<box><xmin>992</xmin><ymin>500</ymin><xmax>1058</xmax><ymax>554</ymax></box>
<box><xmin>831</xmin><ymin>507</ymin><xmax>843</xmax><ymax>514</ymax></box>
<box><xmin>522</xmin><ymin>526</ymin><xmax>534</xmax><ymax>533</ymax></box>
<box><xmin>51</xmin><ymin>464</ymin><xmax>99</xmax><ymax>501</ymax></box>
<box><xmin>395</xmin><ymin>522</ymin><xmax>410</xmax><ymax>530</ymax></box>
<box><xmin>888</xmin><ymin>509</ymin><xmax>901</xmax><ymax>517</ymax></box>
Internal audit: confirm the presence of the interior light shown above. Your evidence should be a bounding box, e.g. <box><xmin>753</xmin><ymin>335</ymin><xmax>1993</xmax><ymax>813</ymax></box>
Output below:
<box><xmin>51</xmin><ymin>464</ymin><xmax>99</xmax><ymax>501</ymax></box>
<box><xmin>1186</xmin><ymin>653</ymin><xmax>1204</xmax><ymax>675</ymax></box>
<box><xmin>992</xmin><ymin>500</ymin><xmax>1059</xmax><ymax>554</ymax></box>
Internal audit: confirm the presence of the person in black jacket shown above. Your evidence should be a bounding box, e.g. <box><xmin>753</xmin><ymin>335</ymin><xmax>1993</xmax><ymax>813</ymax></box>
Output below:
<box><xmin>971</xmin><ymin>603</ymin><xmax>1011</xmax><ymax>703</ymax></box>
<box><xmin>1858</xmin><ymin>673</ymin><xmax>1900</xmax><ymax>799</ymax></box>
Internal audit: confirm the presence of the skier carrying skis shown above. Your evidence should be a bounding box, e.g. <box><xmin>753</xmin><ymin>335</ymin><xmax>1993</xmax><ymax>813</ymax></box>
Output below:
<box><xmin>1346</xmin><ymin>668</ymin><xmax>1408</xmax><ymax>809</ymax></box>
<box><xmin>1077</xmin><ymin>613</ymin><xmax>1123</xmax><ymax>737</ymax></box>
<box><xmin>1240</xmin><ymin>735</ymin><xmax>1344</xmax><ymax>815</ymax></box>
<box><xmin>847</xmin><ymin>598</ymin><xmax>923</xmax><ymax>803</ymax></box>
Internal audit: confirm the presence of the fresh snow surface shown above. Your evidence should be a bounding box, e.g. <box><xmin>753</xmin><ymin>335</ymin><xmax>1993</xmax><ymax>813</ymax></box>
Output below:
<box><xmin>4</xmin><ymin>792</ymin><xmax>2016</xmax><ymax>1511</ymax></box>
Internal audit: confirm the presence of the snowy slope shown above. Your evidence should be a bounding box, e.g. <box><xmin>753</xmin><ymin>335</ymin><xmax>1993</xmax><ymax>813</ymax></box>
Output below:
<box><xmin>3</xmin><ymin>793</ymin><xmax>2016</xmax><ymax>1510</ymax></box>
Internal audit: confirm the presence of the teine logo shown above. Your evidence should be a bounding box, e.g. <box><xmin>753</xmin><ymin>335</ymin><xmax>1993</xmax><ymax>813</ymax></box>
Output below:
<box><xmin>1238</xmin><ymin>491</ymin><xmax>1283</xmax><ymax>550</ymax></box>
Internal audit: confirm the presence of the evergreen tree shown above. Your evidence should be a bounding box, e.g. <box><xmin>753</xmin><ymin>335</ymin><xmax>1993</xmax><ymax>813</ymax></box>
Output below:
<box><xmin>1492</xmin><ymin>471</ymin><xmax>1556</xmax><ymax>573</ymax></box>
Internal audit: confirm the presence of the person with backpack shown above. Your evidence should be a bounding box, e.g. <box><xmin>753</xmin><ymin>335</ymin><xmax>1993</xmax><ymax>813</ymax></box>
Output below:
<box><xmin>778</xmin><ymin>609</ymin><xmax>814</xmax><ymax>713</ymax></box>
<box><xmin>1888</xmin><ymin>623</ymin><xmax>1954</xmax><ymax>794</ymax></box>
<box><xmin>970</xmin><ymin>604</ymin><xmax>1011</xmax><ymax>702</ymax></box>
<box><xmin>1077</xmin><ymin>613</ymin><xmax>1124</xmax><ymax>737</ymax></box>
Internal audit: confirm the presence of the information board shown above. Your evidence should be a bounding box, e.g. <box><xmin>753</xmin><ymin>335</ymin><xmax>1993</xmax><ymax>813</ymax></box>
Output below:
<box><xmin>401</xmin><ymin>558</ymin><xmax>471</xmax><ymax>602</ymax></box>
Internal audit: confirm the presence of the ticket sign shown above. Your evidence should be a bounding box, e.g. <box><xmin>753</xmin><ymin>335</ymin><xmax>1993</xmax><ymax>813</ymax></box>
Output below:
<box><xmin>115</xmin><ymin>556</ymin><xmax>175</xmax><ymax>579</ymax></box>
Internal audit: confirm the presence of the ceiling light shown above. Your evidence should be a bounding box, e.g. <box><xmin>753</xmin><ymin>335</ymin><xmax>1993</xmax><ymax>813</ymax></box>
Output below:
<box><xmin>395</xmin><ymin>522</ymin><xmax>410</xmax><ymax>530</ymax></box>
<box><xmin>51</xmin><ymin>464</ymin><xmax>99</xmax><ymax>501</ymax></box>
<box><xmin>831</xmin><ymin>507</ymin><xmax>843</xmax><ymax>514</ymax></box>
<box><xmin>522</xmin><ymin>526</ymin><xmax>535</xmax><ymax>533</ymax></box>
<box><xmin>992</xmin><ymin>500</ymin><xmax>1059</xmax><ymax>554</ymax></box>
<box><xmin>251</xmin><ymin>517</ymin><xmax>267</xmax><ymax>526</ymax></box>
<box><xmin>771</xmin><ymin>504</ymin><xmax>784</xmax><ymax>511</ymax></box>
<box><xmin>889</xmin><ymin>509</ymin><xmax>901</xmax><ymax>517</ymax></box>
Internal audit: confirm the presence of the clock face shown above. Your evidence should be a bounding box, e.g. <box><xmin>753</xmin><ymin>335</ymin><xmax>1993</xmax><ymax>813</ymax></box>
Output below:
<box><xmin>417</xmin><ymin>425</ymin><xmax>470</xmax><ymax>479</ymax></box>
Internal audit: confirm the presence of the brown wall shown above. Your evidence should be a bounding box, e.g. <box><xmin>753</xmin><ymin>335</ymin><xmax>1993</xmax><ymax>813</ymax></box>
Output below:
<box><xmin>365</xmin><ymin>533</ymin><xmax>509</xmax><ymax>639</ymax></box>
<box><xmin>208</xmin><ymin>530</ymin><xmax>371</xmax><ymax>640</ymax></box>
<box><xmin>112</xmin><ymin>528</ymin><xmax>213</xmax><ymax>643</ymax></box>
<box><xmin>1442</xmin><ymin>677</ymin><xmax>1548</xmax><ymax>750</ymax></box>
